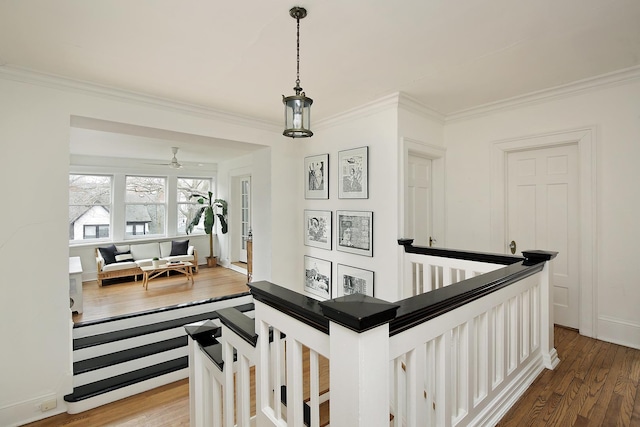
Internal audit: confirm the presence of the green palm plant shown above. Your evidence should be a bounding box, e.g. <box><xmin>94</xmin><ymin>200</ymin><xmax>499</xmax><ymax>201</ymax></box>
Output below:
<box><xmin>186</xmin><ymin>191</ymin><xmax>228</xmax><ymax>264</ymax></box>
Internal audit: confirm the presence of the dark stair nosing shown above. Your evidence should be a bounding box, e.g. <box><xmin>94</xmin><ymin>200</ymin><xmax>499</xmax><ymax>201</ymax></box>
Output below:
<box><xmin>74</xmin><ymin>303</ymin><xmax>254</xmax><ymax>350</ymax></box>
<box><xmin>64</xmin><ymin>356</ymin><xmax>188</xmax><ymax>403</ymax></box>
<box><xmin>74</xmin><ymin>336</ymin><xmax>188</xmax><ymax>375</ymax></box>
<box><xmin>73</xmin><ymin>291</ymin><xmax>253</xmax><ymax>328</ymax></box>
<box><xmin>217</xmin><ymin>307</ymin><xmax>258</xmax><ymax>347</ymax></box>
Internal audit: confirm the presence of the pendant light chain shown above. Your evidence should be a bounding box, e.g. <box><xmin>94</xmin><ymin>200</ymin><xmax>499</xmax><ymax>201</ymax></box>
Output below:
<box><xmin>295</xmin><ymin>16</ymin><xmax>301</xmax><ymax>90</ymax></box>
<box><xmin>282</xmin><ymin>6</ymin><xmax>313</xmax><ymax>138</ymax></box>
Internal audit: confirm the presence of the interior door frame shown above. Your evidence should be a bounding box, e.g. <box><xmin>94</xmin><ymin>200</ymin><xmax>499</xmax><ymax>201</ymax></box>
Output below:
<box><xmin>398</xmin><ymin>138</ymin><xmax>446</xmax><ymax>300</ymax></box>
<box><xmin>399</xmin><ymin>137</ymin><xmax>446</xmax><ymax>245</ymax></box>
<box><xmin>229</xmin><ymin>166</ymin><xmax>252</xmax><ymax>270</ymax></box>
<box><xmin>490</xmin><ymin>127</ymin><xmax>596</xmax><ymax>337</ymax></box>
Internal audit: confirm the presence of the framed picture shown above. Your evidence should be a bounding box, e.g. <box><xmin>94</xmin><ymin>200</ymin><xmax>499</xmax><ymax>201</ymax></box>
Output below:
<box><xmin>337</xmin><ymin>264</ymin><xmax>374</xmax><ymax>297</ymax></box>
<box><xmin>305</xmin><ymin>153</ymin><xmax>329</xmax><ymax>199</ymax></box>
<box><xmin>338</xmin><ymin>146</ymin><xmax>368</xmax><ymax>199</ymax></box>
<box><xmin>304</xmin><ymin>256</ymin><xmax>332</xmax><ymax>300</ymax></box>
<box><xmin>336</xmin><ymin>210</ymin><xmax>373</xmax><ymax>257</ymax></box>
<box><xmin>304</xmin><ymin>210</ymin><xmax>332</xmax><ymax>250</ymax></box>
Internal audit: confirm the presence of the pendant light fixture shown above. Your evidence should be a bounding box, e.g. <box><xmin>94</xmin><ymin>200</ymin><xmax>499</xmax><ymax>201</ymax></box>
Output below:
<box><xmin>282</xmin><ymin>6</ymin><xmax>313</xmax><ymax>138</ymax></box>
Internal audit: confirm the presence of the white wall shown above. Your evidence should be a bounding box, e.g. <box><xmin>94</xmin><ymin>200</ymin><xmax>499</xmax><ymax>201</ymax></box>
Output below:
<box><xmin>0</xmin><ymin>70</ymin><xmax>291</xmax><ymax>426</ymax></box>
<box><xmin>301</xmin><ymin>98</ymin><xmax>399</xmax><ymax>302</ymax></box>
<box><xmin>443</xmin><ymin>78</ymin><xmax>640</xmax><ymax>349</ymax></box>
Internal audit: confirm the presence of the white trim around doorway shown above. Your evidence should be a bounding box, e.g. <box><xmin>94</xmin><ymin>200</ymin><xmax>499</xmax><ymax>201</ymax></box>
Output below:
<box><xmin>490</xmin><ymin>127</ymin><xmax>597</xmax><ymax>337</ymax></box>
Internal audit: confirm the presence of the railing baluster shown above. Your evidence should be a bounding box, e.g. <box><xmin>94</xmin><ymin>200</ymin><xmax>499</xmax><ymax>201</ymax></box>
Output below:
<box><xmin>309</xmin><ymin>349</ymin><xmax>320</xmax><ymax>427</ymax></box>
<box><xmin>286</xmin><ymin>338</ymin><xmax>304</xmax><ymax>426</ymax></box>
<box><xmin>223</xmin><ymin>341</ymin><xmax>234</xmax><ymax>427</ymax></box>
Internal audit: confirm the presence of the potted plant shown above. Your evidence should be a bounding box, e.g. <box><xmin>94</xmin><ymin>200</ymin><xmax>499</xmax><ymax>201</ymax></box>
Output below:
<box><xmin>186</xmin><ymin>191</ymin><xmax>228</xmax><ymax>268</ymax></box>
<box><xmin>152</xmin><ymin>257</ymin><xmax>160</xmax><ymax>268</ymax></box>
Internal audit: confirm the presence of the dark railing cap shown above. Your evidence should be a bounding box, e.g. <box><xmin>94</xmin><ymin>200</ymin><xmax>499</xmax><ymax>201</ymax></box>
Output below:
<box><xmin>320</xmin><ymin>294</ymin><xmax>400</xmax><ymax>333</ymax></box>
<box><xmin>522</xmin><ymin>250</ymin><xmax>558</xmax><ymax>264</ymax></box>
<box><xmin>184</xmin><ymin>319</ymin><xmax>220</xmax><ymax>346</ymax></box>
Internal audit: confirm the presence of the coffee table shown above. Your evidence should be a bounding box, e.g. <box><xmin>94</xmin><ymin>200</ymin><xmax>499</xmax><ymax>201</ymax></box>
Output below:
<box><xmin>141</xmin><ymin>261</ymin><xmax>194</xmax><ymax>290</ymax></box>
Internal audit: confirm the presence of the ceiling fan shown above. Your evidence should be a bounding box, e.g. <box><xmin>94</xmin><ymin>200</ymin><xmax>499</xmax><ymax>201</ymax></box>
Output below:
<box><xmin>147</xmin><ymin>147</ymin><xmax>183</xmax><ymax>169</ymax></box>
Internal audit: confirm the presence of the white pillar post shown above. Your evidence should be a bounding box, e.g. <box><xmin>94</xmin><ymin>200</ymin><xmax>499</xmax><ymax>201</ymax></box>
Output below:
<box><xmin>523</xmin><ymin>250</ymin><xmax>559</xmax><ymax>369</ymax></box>
<box><xmin>320</xmin><ymin>294</ymin><xmax>399</xmax><ymax>427</ymax></box>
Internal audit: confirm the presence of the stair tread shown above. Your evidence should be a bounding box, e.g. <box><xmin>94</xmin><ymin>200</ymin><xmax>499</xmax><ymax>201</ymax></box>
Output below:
<box><xmin>74</xmin><ymin>336</ymin><xmax>188</xmax><ymax>375</ymax></box>
<box><xmin>64</xmin><ymin>356</ymin><xmax>188</xmax><ymax>402</ymax></box>
<box><xmin>74</xmin><ymin>303</ymin><xmax>254</xmax><ymax>350</ymax></box>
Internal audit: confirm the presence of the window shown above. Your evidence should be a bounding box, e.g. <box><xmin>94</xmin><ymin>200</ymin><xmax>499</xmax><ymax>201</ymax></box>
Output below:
<box><xmin>69</xmin><ymin>175</ymin><xmax>112</xmax><ymax>241</ymax></box>
<box><xmin>83</xmin><ymin>224</ymin><xmax>109</xmax><ymax>239</ymax></box>
<box><xmin>177</xmin><ymin>178</ymin><xmax>211</xmax><ymax>234</ymax></box>
<box><xmin>125</xmin><ymin>176</ymin><xmax>166</xmax><ymax>238</ymax></box>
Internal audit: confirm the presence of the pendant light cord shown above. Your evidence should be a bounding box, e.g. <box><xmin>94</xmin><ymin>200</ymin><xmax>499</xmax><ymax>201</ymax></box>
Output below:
<box><xmin>296</xmin><ymin>17</ymin><xmax>301</xmax><ymax>89</ymax></box>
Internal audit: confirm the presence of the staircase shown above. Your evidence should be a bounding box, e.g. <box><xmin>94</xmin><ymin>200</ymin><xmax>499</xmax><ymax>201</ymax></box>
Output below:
<box><xmin>65</xmin><ymin>292</ymin><xmax>254</xmax><ymax>414</ymax></box>
<box><xmin>187</xmin><ymin>305</ymin><xmax>332</xmax><ymax>427</ymax></box>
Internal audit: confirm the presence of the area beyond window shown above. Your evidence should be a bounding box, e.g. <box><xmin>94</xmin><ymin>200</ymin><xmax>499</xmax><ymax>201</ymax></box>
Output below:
<box><xmin>69</xmin><ymin>173</ymin><xmax>214</xmax><ymax>243</ymax></box>
<box><xmin>125</xmin><ymin>176</ymin><xmax>166</xmax><ymax>238</ymax></box>
<box><xmin>69</xmin><ymin>174</ymin><xmax>112</xmax><ymax>241</ymax></box>
<box><xmin>177</xmin><ymin>178</ymin><xmax>211</xmax><ymax>234</ymax></box>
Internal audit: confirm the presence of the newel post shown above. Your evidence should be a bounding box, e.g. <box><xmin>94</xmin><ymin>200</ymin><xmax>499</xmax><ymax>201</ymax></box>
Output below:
<box><xmin>320</xmin><ymin>294</ymin><xmax>400</xmax><ymax>427</ymax></box>
<box><xmin>523</xmin><ymin>250</ymin><xmax>560</xmax><ymax>369</ymax></box>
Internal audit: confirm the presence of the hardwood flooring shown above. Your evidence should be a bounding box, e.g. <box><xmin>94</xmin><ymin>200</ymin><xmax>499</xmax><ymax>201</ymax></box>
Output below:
<box><xmin>497</xmin><ymin>326</ymin><xmax>640</xmax><ymax>426</ymax></box>
<box><xmin>29</xmin><ymin>272</ymin><xmax>640</xmax><ymax>426</ymax></box>
<box><xmin>73</xmin><ymin>265</ymin><xmax>250</xmax><ymax>323</ymax></box>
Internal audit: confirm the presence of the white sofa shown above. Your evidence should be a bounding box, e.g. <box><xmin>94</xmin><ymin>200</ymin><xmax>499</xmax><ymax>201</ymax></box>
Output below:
<box><xmin>95</xmin><ymin>240</ymin><xmax>198</xmax><ymax>286</ymax></box>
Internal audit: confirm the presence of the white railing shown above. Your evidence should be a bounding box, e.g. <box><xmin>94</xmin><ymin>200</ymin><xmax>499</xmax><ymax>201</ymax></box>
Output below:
<box><xmin>403</xmin><ymin>252</ymin><xmax>504</xmax><ymax>296</ymax></box>
<box><xmin>187</xmin><ymin>244</ymin><xmax>558</xmax><ymax>427</ymax></box>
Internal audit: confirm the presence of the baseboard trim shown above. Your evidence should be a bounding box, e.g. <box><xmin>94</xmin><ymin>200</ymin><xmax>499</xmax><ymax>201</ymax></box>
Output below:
<box><xmin>597</xmin><ymin>316</ymin><xmax>640</xmax><ymax>350</ymax></box>
<box><xmin>0</xmin><ymin>392</ymin><xmax>66</xmax><ymax>427</ymax></box>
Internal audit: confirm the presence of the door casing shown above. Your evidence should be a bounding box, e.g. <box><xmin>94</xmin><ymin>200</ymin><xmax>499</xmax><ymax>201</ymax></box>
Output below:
<box><xmin>491</xmin><ymin>127</ymin><xmax>596</xmax><ymax>337</ymax></box>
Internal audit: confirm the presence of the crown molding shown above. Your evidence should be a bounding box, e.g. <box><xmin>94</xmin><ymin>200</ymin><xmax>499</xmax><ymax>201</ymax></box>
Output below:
<box><xmin>315</xmin><ymin>92</ymin><xmax>445</xmax><ymax>130</ymax></box>
<box><xmin>397</xmin><ymin>93</ymin><xmax>446</xmax><ymax>123</ymax></box>
<box><xmin>446</xmin><ymin>65</ymin><xmax>640</xmax><ymax>123</ymax></box>
<box><xmin>0</xmin><ymin>65</ymin><xmax>281</xmax><ymax>133</ymax></box>
<box><xmin>314</xmin><ymin>93</ymin><xmax>401</xmax><ymax>130</ymax></box>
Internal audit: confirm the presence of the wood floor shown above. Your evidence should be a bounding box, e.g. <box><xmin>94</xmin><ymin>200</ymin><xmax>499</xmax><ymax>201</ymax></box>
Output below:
<box><xmin>497</xmin><ymin>326</ymin><xmax>640</xmax><ymax>426</ymax></box>
<box><xmin>26</xmin><ymin>272</ymin><xmax>640</xmax><ymax>426</ymax></box>
<box><xmin>72</xmin><ymin>265</ymin><xmax>250</xmax><ymax>323</ymax></box>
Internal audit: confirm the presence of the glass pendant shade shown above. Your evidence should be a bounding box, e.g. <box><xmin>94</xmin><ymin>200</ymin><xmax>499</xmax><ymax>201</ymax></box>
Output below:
<box><xmin>283</xmin><ymin>92</ymin><xmax>313</xmax><ymax>138</ymax></box>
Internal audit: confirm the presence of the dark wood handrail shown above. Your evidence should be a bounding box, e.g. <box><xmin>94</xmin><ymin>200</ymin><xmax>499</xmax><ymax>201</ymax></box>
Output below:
<box><xmin>250</xmin><ymin>248</ymin><xmax>556</xmax><ymax>337</ymax></box>
<box><xmin>398</xmin><ymin>238</ymin><xmax>524</xmax><ymax>265</ymax></box>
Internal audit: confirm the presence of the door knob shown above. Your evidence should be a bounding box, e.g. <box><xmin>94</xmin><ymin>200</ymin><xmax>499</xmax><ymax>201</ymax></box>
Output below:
<box><xmin>429</xmin><ymin>236</ymin><xmax>437</xmax><ymax>247</ymax></box>
<box><xmin>509</xmin><ymin>240</ymin><xmax>517</xmax><ymax>254</ymax></box>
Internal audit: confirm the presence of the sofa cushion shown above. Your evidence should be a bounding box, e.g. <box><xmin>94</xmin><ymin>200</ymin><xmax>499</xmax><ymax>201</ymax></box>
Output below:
<box><xmin>102</xmin><ymin>261</ymin><xmax>138</xmax><ymax>272</ymax></box>
<box><xmin>130</xmin><ymin>242</ymin><xmax>161</xmax><ymax>260</ymax></box>
<box><xmin>170</xmin><ymin>240</ymin><xmax>189</xmax><ymax>256</ymax></box>
<box><xmin>115</xmin><ymin>250</ymin><xmax>134</xmax><ymax>262</ymax></box>
<box><xmin>163</xmin><ymin>254</ymin><xmax>195</xmax><ymax>263</ymax></box>
<box><xmin>98</xmin><ymin>244</ymin><xmax>118</xmax><ymax>265</ymax></box>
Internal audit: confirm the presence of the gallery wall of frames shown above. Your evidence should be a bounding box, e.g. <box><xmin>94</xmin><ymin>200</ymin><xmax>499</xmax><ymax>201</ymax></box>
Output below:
<box><xmin>303</xmin><ymin>146</ymin><xmax>375</xmax><ymax>301</ymax></box>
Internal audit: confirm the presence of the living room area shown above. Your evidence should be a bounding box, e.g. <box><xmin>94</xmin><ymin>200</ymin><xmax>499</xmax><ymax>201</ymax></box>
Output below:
<box><xmin>68</xmin><ymin>116</ymin><xmax>264</xmax><ymax>324</ymax></box>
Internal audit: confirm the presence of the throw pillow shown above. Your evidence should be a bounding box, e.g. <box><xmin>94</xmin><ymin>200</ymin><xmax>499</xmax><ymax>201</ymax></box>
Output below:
<box><xmin>98</xmin><ymin>244</ymin><xmax>117</xmax><ymax>265</ymax></box>
<box><xmin>115</xmin><ymin>251</ymin><xmax>134</xmax><ymax>263</ymax></box>
<box><xmin>170</xmin><ymin>240</ymin><xmax>189</xmax><ymax>256</ymax></box>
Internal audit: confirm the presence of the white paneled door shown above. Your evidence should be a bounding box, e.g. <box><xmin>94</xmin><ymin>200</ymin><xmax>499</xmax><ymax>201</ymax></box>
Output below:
<box><xmin>407</xmin><ymin>154</ymin><xmax>433</xmax><ymax>247</ymax></box>
<box><xmin>507</xmin><ymin>144</ymin><xmax>579</xmax><ymax>328</ymax></box>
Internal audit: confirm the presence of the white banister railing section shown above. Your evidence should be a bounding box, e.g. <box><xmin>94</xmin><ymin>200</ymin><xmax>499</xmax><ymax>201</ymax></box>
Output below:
<box><xmin>388</xmin><ymin>260</ymin><xmax>558</xmax><ymax>426</ymax></box>
<box><xmin>187</xmin><ymin>245</ymin><xmax>558</xmax><ymax>427</ymax></box>
<box><xmin>398</xmin><ymin>238</ymin><xmax>522</xmax><ymax>298</ymax></box>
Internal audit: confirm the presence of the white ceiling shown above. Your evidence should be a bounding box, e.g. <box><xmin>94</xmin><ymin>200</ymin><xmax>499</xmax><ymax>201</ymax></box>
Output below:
<box><xmin>2</xmin><ymin>0</ymin><xmax>640</xmax><ymax>163</ymax></box>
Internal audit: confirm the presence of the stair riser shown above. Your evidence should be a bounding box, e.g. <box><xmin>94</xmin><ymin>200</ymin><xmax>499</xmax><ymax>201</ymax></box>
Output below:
<box><xmin>74</xmin><ymin>347</ymin><xmax>188</xmax><ymax>387</ymax></box>
<box><xmin>65</xmin><ymin>368</ymin><xmax>188</xmax><ymax>414</ymax></box>
<box><xmin>74</xmin><ymin>328</ymin><xmax>188</xmax><ymax>362</ymax></box>
<box><xmin>72</xmin><ymin>295</ymin><xmax>254</xmax><ymax>338</ymax></box>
